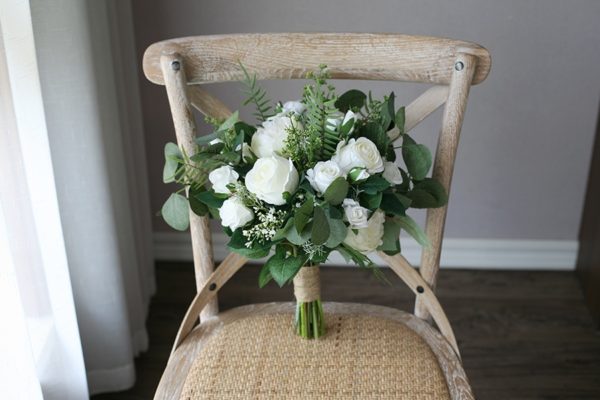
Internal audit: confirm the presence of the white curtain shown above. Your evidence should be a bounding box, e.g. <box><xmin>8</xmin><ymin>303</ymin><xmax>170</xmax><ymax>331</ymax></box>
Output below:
<box><xmin>0</xmin><ymin>0</ymin><xmax>154</xmax><ymax>398</ymax></box>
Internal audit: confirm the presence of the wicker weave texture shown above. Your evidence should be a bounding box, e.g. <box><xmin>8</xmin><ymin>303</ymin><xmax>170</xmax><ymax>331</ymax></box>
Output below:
<box><xmin>179</xmin><ymin>313</ymin><xmax>450</xmax><ymax>399</ymax></box>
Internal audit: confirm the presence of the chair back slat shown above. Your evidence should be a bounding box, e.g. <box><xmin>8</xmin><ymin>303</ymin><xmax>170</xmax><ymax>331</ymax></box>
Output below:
<box><xmin>144</xmin><ymin>33</ymin><xmax>490</xmax><ymax>86</ymax></box>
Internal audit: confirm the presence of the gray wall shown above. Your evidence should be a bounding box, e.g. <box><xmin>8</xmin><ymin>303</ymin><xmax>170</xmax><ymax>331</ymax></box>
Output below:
<box><xmin>132</xmin><ymin>0</ymin><xmax>600</xmax><ymax>240</ymax></box>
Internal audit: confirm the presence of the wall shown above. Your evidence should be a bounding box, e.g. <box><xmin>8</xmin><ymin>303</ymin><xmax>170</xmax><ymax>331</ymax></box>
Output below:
<box><xmin>131</xmin><ymin>0</ymin><xmax>600</xmax><ymax>266</ymax></box>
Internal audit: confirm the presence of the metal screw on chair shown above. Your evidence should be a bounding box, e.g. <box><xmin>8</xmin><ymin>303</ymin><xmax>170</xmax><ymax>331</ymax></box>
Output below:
<box><xmin>171</xmin><ymin>60</ymin><xmax>181</xmax><ymax>71</ymax></box>
<box><xmin>209</xmin><ymin>283</ymin><xmax>217</xmax><ymax>291</ymax></box>
<box><xmin>454</xmin><ymin>61</ymin><xmax>464</xmax><ymax>71</ymax></box>
<box><xmin>416</xmin><ymin>286</ymin><xmax>425</xmax><ymax>294</ymax></box>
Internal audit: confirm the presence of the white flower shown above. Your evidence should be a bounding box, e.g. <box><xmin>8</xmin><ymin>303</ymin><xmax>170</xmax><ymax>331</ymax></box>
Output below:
<box><xmin>342</xmin><ymin>198</ymin><xmax>371</xmax><ymax>229</ymax></box>
<box><xmin>245</xmin><ymin>155</ymin><xmax>299</xmax><ymax>205</ymax></box>
<box><xmin>282</xmin><ymin>100</ymin><xmax>306</xmax><ymax>115</ymax></box>
<box><xmin>326</xmin><ymin>115</ymin><xmax>343</xmax><ymax>131</ymax></box>
<box><xmin>343</xmin><ymin>210</ymin><xmax>386</xmax><ymax>254</ymax></box>
<box><xmin>219</xmin><ymin>197</ymin><xmax>254</xmax><ymax>231</ymax></box>
<box><xmin>208</xmin><ymin>165</ymin><xmax>239</xmax><ymax>194</ymax></box>
<box><xmin>306</xmin><ymin>160</ymin><xmax>344</xmax><ymax>194</ymax></box>
<box><xmin>382</xmin><ymin>161</ymin><xmax>403</xmax><ymax>185</ymax></box>
<box><xmin>209</xmin><ymin>138</ymin><xmax>224</xmax><ymax>145</ymax></box>
<box><xmin>250</xmin><ymin>115</ymin><xmax>301</xmax><ymax>158</ymax></box>
<box><xmin>332</xmin><ymin>137</ymin><xmax>385</xmax><ymax>175</ymax></box>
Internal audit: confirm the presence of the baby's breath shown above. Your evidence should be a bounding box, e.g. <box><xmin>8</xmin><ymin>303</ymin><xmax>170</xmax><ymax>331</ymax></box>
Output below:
<box><xmin>242</xmin><ymin>207</ymin><xmax>287</xmax><ymax>248</ymax></box>
<box><xmin>302</xmin><ymin>241</ymin><xmax>326</xmax><ymax>262</ymax></box>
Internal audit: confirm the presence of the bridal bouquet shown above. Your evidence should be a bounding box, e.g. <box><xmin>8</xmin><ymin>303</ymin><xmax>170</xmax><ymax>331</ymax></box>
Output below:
<box><xmin>161</xmin><ymin>65</ymin><xmax>447</xmax><ymax>338</ymax></box>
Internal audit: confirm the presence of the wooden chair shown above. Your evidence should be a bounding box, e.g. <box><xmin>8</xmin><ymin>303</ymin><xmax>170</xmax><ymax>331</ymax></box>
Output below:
<box><xmin>143</xmin><ymin>33</ymin><xmax>491</xmax><ymax>399</ymax></box>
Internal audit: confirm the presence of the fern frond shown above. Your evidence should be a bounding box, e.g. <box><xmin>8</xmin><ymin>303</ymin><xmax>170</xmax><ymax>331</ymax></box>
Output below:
<box><xmin>239</xmin><ymin>62</ymin><xmax>272</xmax><ymax>122</ymax></box>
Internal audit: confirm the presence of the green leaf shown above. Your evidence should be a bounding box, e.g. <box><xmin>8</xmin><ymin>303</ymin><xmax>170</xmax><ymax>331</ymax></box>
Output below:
<box><xmin>407</xmin><ymin>178</ymin><xmax>448</xmax><ymax>208</ymax></box>
<box><xmin>381</xmin><ymin>92</ymin><xmax>395</xmax><ymax>130</ymax></box>
<box><xmin>227</xmin><ymin>229</ymin><xmax>271</xmax><ymax>259</ymax></box>
<box><xmin>188</xmin><ymin>187</ymin><xmax>209</xmax><ymax>216</ymax></box>
<box><xmin>379</xmin><ymin>218</ymin><xmax>401</xmax><ymax>254</ymax></box>
<box><xmin>323</xmin><ymin>177</ymin><xmax>349</xmax><ymax>206</ymax></box>
<box><xmin>359</xmin><ymin>192</ymin><xmax>383</xmax><ymax>210</ymax></box>
<box><xmin>295</xmin><ymin>196</ymin><xmax>314</xmax><ymax>234</ymax></box>
<box><xmin>360</xmin><ymin>175</ymin><xmax>390</xmax><ymax>195</ymax></box>
<box><xmin>162</xmin><ymin>143</ymin><xmax>182</xmax><ymax>183</ymax></box>
<box><xmin>286</xmin><ymin>222</ymin><xmax>311</xmax><ymax>245</ymax></box>
<box><xmin>195</xmin><ymin>131</ymin><xmax>221</xmax><ymax>146</ymax></box>
<box><xmin>402</xmin><ymin>135</ymin><xmax>432</xmax><ymax>180</ymax></box>
<box><xmin>218</xmin><ymin>111</ymin><xmax>239</xmax><ymax>131</ymax></box>
<box><xmin>394</xmin><ymin>214</ymin><xmax>431</xmax><ymax>248</ymax></box>
<box><xmin>395</xmin><ymin>107</ymin><xmax>406</xmax><ymax>135</ymax></box>
<box><xmin>311</xmin><ymin>206</ymin><xmax>330</xmax><ymax>245</ymax></box>
<box><xmin>161</xmin><ymin>193</ymin><xmax>189</xmax><ymax>231</ymax></box>
<box><xmin>268</xmin><ymin>249</ymin><xmax>307</xmax><ymax>287</ymax></box>
<box><xmin>334</xmin><ymin>89</ymin><xmax>367</xmax><ymax>112</ymax></box>
<box><xmin>380</xmin><ymin>193</ymin><xmax>407</xmax><ymax>216</ymax></box>
<box><xmin>258</xmin><ymin>263</ymin><xmax>273</xmax><ymax>288</ymax></box>
<box><xmin>272</xmin><ymin>218</ymin><xmax>293</xmax><ymax>242</ymax></box>
<box><xmin>324</xmin><ymin>217</ymin><xmax>347</xmax><ymax>248</ymax></box>
<box><xmin>193</xmin><ymin>190</ymin><xmax>226</xmax><ymax>209</ymax></box>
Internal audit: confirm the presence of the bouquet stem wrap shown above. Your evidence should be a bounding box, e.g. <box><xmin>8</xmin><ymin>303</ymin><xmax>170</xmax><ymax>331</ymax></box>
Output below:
<box><xmin>293</xmin><ymin>265</ymin><xmax>325</xmax><ymax>339</ymax></box>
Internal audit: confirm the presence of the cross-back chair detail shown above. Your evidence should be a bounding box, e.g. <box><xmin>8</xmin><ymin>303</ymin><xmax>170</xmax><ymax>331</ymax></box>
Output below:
<box><xmin>144</xmin><ymin>33</ymin><xmax>490</xmax><ymax>399</ymax></box>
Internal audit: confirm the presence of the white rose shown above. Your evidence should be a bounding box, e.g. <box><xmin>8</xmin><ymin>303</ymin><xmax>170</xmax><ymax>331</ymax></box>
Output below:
<box><xmin>342</xmin><ymin>198</ymin><xmax>371</xmax><ymax>229</ymax></box>
<box><xmin>382</xmin><ymin>161</ymin><xmax>403</xmax><ymax>185</ymax></box>
<box><xmin>282</xmin><ymin>100</ymin><xmax>306</xmax><ymax>115</ymax></box>
<box><xmin>219</xmin><ymin>197</ymin><xmax>254</xmax><ymax>231</ymax></box>
<box><xmin>332</xmin><ymin>137</ymin><xmax>384</xmax><ymax>175</ymax></box>
<box><xmin>306</xmin><ymin>160</ymin><xmax>344</xmax><ymax>194</ymax></box>
<box><xmin>343</xmin><ymin>209</ymin><xmax>386</xmax><ymax>254</ymax></box>
<box><xmin>245</xmin><ymin>155</ymin><xmax>299</xmax><ymax>205</ymax></box>
<box><xmin>208</xmin><ymin>165</ymin><xmax>239</xmax><ymax>194</ymax></box>
<box><xmin>250</xmin><ymin>115</ymin><xmax>301</xmax><ymax>158</ymax></box>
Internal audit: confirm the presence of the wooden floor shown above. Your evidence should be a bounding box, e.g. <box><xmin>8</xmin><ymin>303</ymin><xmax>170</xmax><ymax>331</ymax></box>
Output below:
<box><xmin>92</xmin><ymin>263</ymin><xmax>600</xmax><ymax>400</ymax></box>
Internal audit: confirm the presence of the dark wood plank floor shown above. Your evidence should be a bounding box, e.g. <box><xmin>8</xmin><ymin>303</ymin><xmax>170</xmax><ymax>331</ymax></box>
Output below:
<box><xmin>92</xmin><ymin>263</ymin><xmax>600</xmax><ymax>400</ymax></box>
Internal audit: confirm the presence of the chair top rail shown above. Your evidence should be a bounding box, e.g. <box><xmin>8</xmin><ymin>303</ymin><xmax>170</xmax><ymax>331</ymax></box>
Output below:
<box><xmin>143</xmin><ymin>33</ymin><xmax>491</xmax><ymax>86</ymax></box>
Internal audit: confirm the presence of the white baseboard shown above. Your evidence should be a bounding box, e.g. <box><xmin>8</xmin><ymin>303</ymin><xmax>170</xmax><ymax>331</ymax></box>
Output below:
<box><xmin>153</xmin><ymin>232</ymin><xmax>578</xmax><ymax>271</ymax></box>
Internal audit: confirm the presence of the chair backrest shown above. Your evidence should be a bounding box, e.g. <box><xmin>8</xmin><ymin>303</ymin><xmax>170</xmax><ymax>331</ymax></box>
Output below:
<box><xmin>143</xmin><ymin>33</ymin><xmax>491</xmax><ymax>321</ymax></box>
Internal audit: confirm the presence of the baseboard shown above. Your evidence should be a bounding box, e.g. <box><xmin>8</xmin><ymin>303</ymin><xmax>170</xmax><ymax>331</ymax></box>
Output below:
<box><xmin>153</xmin><ymin>232</ymin><xmax>578</xmax><ymax>270</ymax></box>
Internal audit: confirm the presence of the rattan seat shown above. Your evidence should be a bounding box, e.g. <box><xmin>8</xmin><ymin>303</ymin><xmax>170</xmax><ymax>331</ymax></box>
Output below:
<box><xmin>158</xmin><ymin>303</ymin><xmax>468</xmax><ymax>400</ymax></box>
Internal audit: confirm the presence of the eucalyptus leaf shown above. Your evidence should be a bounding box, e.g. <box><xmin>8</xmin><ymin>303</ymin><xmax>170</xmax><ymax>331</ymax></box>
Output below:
<box><xmin>194</xmin><ymin>190</ymin><xmax>226</xmax><ymax>208</ymax></box>
<box><xmin>162</xmin><ymin>143</ymin><xmax>182</xmax><ymax>183</ymax></box>
<box><xmin>311</xmin><ymin>206</ymin><xmax>330</xmax><ymax>245</ymax></box>
<box><xmin>379</xmin><ymin>218</ymin><xmax>401</xmax><ymax>254</ymax></box>
<box><xmin>323</xmin><ymin>177</ymin><xmax>349</xmax><ymax>206</ymax></box>
<box><xmin>295</xmin><ymin>196</ymin><xmax>314</xmax><ymax>233</ymax></box>
<box><xmin>161</xmin><ymin>193</ymin><xmax>189</xmax><ymax>231</ymax></box>
<box><xmin>324</xmin><ymin>217</ymin><xmax>347</xmax><ymax>248</ymax></box>
<box><xmin>395</xmin><ymin>107</ymin><xmax>406</xmax><ymax>135</ymax></box>
<box><xmin>394</xmin><ymin>214</ymin><xmax>431</xmax><ymax>248</ymax></box>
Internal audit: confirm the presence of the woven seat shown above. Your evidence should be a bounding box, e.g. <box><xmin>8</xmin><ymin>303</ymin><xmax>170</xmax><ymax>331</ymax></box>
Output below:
<box><xmin>158</xmin><ymin>303</ymin><xmax>467</xmax><ymax>400</ymax></box>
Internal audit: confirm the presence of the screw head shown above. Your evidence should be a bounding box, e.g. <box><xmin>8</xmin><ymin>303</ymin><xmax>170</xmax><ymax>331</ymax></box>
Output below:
<box><xmin>455</xmin><ymin>61</ymin><xmax>464</xmax><ymax>71</ymax></box>
<box><xmin>209</xmin><ymin>283</ymin><xmax>217</xmax><ymax>291</ymax></box>
<box><xmin>416</xmin><ymin>286</ymin><xmax>425</xmax><ymax>294</ymax></box>
<box><xmin>171</xmin><ymin>60</ymin><xmax>181</xmax><ymax>71</ymax></box>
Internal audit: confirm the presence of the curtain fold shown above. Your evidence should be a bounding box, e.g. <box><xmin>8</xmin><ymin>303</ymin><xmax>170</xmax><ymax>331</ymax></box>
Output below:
<box><xmin>1</xmin><ymin>0</ymin><xmax>154</xmax><ymax>397</ymax></box>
